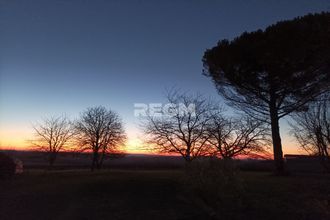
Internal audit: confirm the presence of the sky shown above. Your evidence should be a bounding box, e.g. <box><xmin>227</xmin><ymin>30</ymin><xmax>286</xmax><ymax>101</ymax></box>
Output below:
<box><xmin>0</xmin><ymin>0</ymin><xmax>329</xmax><ymax>153</ymax></box>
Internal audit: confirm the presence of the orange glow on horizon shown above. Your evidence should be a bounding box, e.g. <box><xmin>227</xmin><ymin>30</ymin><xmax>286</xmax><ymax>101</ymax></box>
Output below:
<box><xmin>0</xmin><ymin>127</ymin><xmax>304</xmax><ymax>156</ymax></box>
<box><xmin>0</xmin><ymin>128</ymin><xmax>33</xmax><ymax>150</ymax></box>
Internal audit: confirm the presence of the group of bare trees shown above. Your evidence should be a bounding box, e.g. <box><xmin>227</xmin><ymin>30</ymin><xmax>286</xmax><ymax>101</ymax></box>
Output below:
<box><xmin>290</xmin><ymin>95</ymin><xmax>330</xmax><ymax>172</ymax></box>
<box><xmin>142</xmin><ymin>91</ymin><xmax>270</xmax><ymax>162</ymax></box>
<box><xmin>32</xmin><ymin>106</ymin><xmax>126</xmax><ymax>170</ymax></box>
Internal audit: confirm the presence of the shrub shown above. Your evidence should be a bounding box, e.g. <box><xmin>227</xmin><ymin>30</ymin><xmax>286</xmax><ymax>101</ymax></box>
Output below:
<box><xmin>183</xmin><ymin>157</ymin><xmax>245</xmax><ymax>219</ymax></box>
<box><xmin>0</xmin><ymin>152</ymin><xmax>16</xmax><ymax>180</ymax></box>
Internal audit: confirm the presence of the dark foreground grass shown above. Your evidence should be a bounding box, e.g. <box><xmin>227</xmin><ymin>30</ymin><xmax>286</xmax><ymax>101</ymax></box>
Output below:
<box><xmin>1</xmin><ymin>169</ymin><xmax>329</xmax><ymax>220</ymax></box>
<box><xmin>239</xmin><ymin>172</ymin><xmax>330</xmax><ymax>220</ymax></box>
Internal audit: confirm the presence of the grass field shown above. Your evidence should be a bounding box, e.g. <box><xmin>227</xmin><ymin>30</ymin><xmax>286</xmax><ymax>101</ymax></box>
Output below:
<box><xmin>1</xmin><ymin>169</ymin><xmax>330</xmax><ymax>220</ymax></box>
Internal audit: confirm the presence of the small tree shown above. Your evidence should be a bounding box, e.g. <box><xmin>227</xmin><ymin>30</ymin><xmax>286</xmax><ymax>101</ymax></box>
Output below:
<box><xmin>203</xmin><ymin>13</ymin><xmax>330</xmax><ymax>174</ymax></box>
<box><xmin>206</xmin><ymin>114</ymin><xmax>269</xmax><ymax>159</ymax></box>
<box><xmin>142</xmin><ymin>91</ymin><xmax>212</xmax><ymax>162</ymax></box>
<box><xmin>32</xmin><ymin>116</ymin><xmax>74</xmax><ymax>168</ymax></box>
<box><xmin>75</xmin><ymin>106</ymin><xmax>126</xmax><ymax>171</ymax></box>
<box><xmin>290</xmin><ymin>95</ymin><xmax>330</xmax><ymax>172</ymax></box>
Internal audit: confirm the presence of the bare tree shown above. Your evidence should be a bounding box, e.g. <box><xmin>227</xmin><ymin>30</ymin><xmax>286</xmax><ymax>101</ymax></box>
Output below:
<box><xmin>206</xmin><ymin>113</ymin><xmax>270</xmax><ymax>159</ymax></box>
<box><xmin>290</xmin><ymin>95</ymin><xmax>330</xmax><ymax>172</ymax></box>
<box><xmin>32</xmin><ymin>116</ymin><xmax>74</xmax><ymax>168</ymax></box>
<box><xmin>75</xmin><ymin>106</ymin><xmax>126</xmax><ymax>171</ymax></box>
<box><xmin>142</xmin><ymin>91</ymin><xmax>212</xmax><ymax>162</ymax></box>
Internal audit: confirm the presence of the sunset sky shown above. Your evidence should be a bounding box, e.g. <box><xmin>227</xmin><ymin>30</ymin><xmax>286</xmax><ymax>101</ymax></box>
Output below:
<box><xmin>0</xmin><ymin>0</ymin><xmax>329</xmax><ymax>154</ymax></box>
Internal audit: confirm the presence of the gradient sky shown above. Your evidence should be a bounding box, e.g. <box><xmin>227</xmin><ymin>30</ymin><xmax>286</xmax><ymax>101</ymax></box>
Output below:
<box><xmin>0</xmin><ymin>0</ymin><xmax>329</xmax><ymax>153</ymax></box>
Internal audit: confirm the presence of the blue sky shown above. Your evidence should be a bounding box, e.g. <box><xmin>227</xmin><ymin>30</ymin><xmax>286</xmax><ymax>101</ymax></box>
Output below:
<box><xmin>0</xmin><ymin>0</ymin><xmax>329</xmax><ymax>152</ymax></box>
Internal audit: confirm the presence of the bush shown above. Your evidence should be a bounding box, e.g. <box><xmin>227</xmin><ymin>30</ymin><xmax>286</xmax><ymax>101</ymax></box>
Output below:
<box><xmin>0</xmin><ymin>152</ymin><xmax>16</xmax><ymax>180</ymax></box>
<box><xmin>183</xmin><ymin>157</ymin><xmax>245</xmax><ymax>219</ymax></box>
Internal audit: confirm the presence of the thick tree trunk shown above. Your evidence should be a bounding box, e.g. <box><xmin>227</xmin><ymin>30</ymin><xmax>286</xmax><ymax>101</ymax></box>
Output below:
<box><xmin>269</xmin><ymin>104</ymin><xmax>285</xmax><ymax>174</ymax></box>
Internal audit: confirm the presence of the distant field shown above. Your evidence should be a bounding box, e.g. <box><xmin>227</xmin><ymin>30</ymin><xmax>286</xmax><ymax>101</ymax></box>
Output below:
<box><xmin>2</xmin><ymin>150</ymin><xmax>186</xmax><ymax>170</ymax></box>
<box><xmin>1</xmin><ymin>150</ymin><xmax>276</xmax><ymax>171</ymax></box>
<box><xmin>1</xmin><ymin>169</ymin><xmax>329</xmax><ymax>220</ymax></box>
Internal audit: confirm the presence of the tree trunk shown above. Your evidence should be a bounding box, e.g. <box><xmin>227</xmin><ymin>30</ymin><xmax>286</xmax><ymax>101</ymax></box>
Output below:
<box><xmin>185</xmin><ymin>147</ymin><xmax>192</xmax><ymax>162</ymax></box>
<box><xmin>48</xmin><ymin>153</ymin><xmax>56</xmax><ymax>170</ymax></box>
<box><xmin>98</xmin><ymin>149</ymin><xmax>106</xmax><ymax>170</ymax></box>
<box><xmin>269</xmin><ymin>103</ymin><xmax>285</xmax><ymax>174</ymax></box>
<box><xmin>91</xmin><ymin>150</ymin><xmax>99</xmax><ymax>171</ymax></box>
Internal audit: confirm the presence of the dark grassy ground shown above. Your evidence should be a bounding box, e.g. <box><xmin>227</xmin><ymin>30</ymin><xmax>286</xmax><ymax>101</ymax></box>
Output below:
<box><xmin>239</xmin><ymin>172</ymin><xmax>330</xmax><ymax>220</ymax></box>
<box><xmin>1</xmin><ymin>169</ymin><xmax>330</xmax><ymax>220</ymax></box>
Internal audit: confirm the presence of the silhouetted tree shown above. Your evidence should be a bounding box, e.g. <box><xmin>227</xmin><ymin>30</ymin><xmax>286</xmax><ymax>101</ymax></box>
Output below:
<box><xmin>206</xmin><ymin>113</ymin><xmax>269</xmax><ymax>159</ymax></box>
<box><xmin>203</xmin><ymin>13</ymin><xmax>330</xmax><ymax>174</ymax></box>
<box><xmin>75</xmin><ymin>106</ymin><xmax>126</xmax><ymax>171</ymax></box>
<box><xmin>142</xmin><ymin>91</ymin><xmax>212</xmax><ymax>162</ymax></box>
<box><xmin>290</xmin><ymin>94</ymin><xmax>330</xmax><ymax>172</ymax></box>
<box><xmin>32</xmin><ymin>116</ymin><xmax>74</xmax><ymax>168</ymax></box>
